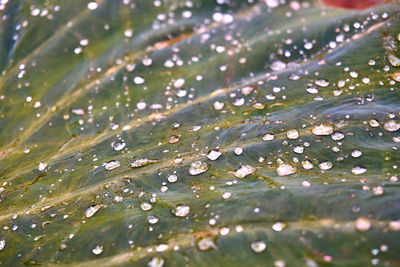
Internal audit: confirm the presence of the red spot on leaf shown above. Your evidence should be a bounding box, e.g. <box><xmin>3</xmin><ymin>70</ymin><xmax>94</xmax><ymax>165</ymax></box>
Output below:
<box><xmin>321</xmin><ymin>0</ymin><xmax>388</xmax><ymax>9</ymax></box>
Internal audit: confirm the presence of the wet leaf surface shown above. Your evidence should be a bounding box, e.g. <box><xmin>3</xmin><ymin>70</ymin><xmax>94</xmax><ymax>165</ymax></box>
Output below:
<box><xmin>0</xmin><ymin>0</ymin><xmax>400</xmax><ymax>266</ymax></box>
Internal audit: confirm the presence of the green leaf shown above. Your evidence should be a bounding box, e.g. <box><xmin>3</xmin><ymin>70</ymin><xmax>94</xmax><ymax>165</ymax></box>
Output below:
<box><xmin>0</xmin><ymin>0</ymin><xmax>400</xmax><ymax>266</ymax></box>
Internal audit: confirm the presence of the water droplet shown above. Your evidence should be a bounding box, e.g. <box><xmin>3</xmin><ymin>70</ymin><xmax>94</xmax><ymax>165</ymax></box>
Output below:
<box><xmin>173</xmin><ymin>78</ymin><xmax>185</xmax><ymax>88</ymax></box>
<box><xmin>287</xmin><ymin>129</ymin><xmax>299</xmax><ymax>139</ymax></box>
<box><xmin>156</xmin><ymin>244</ymin><xmax>168</xmax><ymax>252</ymax></box>
<box><xmin>383</xmin><ymin>120</ymin><xmax>400</xmax><ymax>132</ymax></box>
<box><xmin>168</xmin><ymin>135</ymin><xmax>180</xmax><ymax>144</ymax></box>
<box><xmin>351</xmin><ymin>149</ymin><xmax>362</xmax><ymax>158</ymax></box>
<box><xmin>369</xmin><ymin>119</ymin><xmax>380</xmax><ymax>127</ymax></box>
<box><xmin>276</xmin><ymin>164</ymin><xmax>296</xmax><ymax>176</ymax></box>
<box><xmin>87</xmin><ymin>2</ymin><xmax>98</xmax><ymax>10</ymax></box>
<box><xmin>306</xmin><ymin>85</ymin><xmax>319</xmax><ymax>94</ymax></box>
<box><xmin>272</xmin><ymin>222</ymin><xmax>286</xmax><ymax>232</ymax></box>
<box><xmin>302</xmin><ymin>160</ymin><xmax>313</xmax><ymax>170</ymax></box>
<box><xmin>315</xmin><ymin>79</ymin><xmax>330</xmax><ymax>87</ymax></box>
<box><xmin>38</xmin><ymin>162</ymin><xmax>47</xmax><ymax>172</ymax></box>
<box><xmin>141</xmin><ymin>202</ymin><xmax>152</xmax><ymax>211</ymax></box>
<box><xmin>356</xmin><ymin>217</ymin><xmax>371</xmax><ymax>232</ymax></box>
<box><xmin>251</xmin><ymin>241</ymin><xmax>266</xmax><ymax>253</ymax></box>
<box><xmin>213</xmin><ymin>101</ymin><xmax>224</xmax><ymax>110</ymax></box>
<box><xmin>331</xmin><ymin>132</ymin><xmax>344</xmax><ymax>141</ymax></box>
<box><xmin>270</xmin><ymin>61</ymin><xmax>286</xmax><ymax>71</ymax></box>
<box><xmin>352</xmin><ymin>166</ymin><xmax>367</xmax><ymax>175</ymax></box>
<box><xmin>173</xmin><ymin>205</ymin><xmax>190</xmax><ymax>217</ymax></box>
<box><xmin>262</xmin><ymin>133</ymin><xmax>275</xmax><ymax>141</ymax></box>
<box><xmin>104</xmin><ymin>160</ymin><xmax>120</xmax><ymax>171</ymax></box>
<box><xmin>234</xmin><ymin>147</ymin><xmax>243</xmax><ymax>155</ymax></box>
<box><xmin>92</xmin><ymin>245</ymin><xmax>103</xmax><ymax>255</ymax></box>
<box><xmin>311</xmin><ymin>123</ymin><xmax>333</xmax><ymax>136</ymax></box>
<box><xmin>113</xmin><ymin>142</ymin><xmax>126</xmax><ymax>151</ymax></box>
<box><xmin>207</xmin><ymin>149</ymin><xmax>222</xmax><ymax>161</ymax></box>
<box><xmin>148</xmin><ymin>257</ymin><xmax>164</xmax><ymax>267</ymax></box>
<box><xmin>0</xmin><ymin>240</ymin><xmax>5</xmax><ymax>251</ymax></box>
<box><xmin>318</xmin><ymin>161</ymin><xmax>333</xmax><ymax>170</ymax></box>
<box><xmin>189</xmin><ymin>161</ymin><xmax>209</xmax><ymax>176</ymax></box>
<box><xmin>167</xmin><ymin>174</ymin><xmax>178</xmax><ymax>183</ymax></box>
<box><xmin>232</xmin><ymin>165</ymin><xmax>256</xmax><ymax>178</ymax></box>
<box><xmin>85</xmin><ymin>205</ymin><xmax>102</xmax><ymax>218</ymax></box>
<box><xmin>130</xmin><ymin>159</ymin><xmax>157</xmax><ymax>168</ymax></box>
<box><xmin>198</xmin><ymin>237</ymin><xmax>217</xmax><ymax>251</ymax></box>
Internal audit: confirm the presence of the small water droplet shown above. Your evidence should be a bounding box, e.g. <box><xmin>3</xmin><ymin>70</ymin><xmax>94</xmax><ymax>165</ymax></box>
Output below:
<box><xmin>207</xmin><ymin>149</ymin><xmax>222</xmax><ymax>161</ymax></box>
<box><xmin>104</xmin><ymin>160</ymin><xmax>120</xmax><ymax>171</ymax></box>
<box><xmin>356</xmin><ymin>217</ymin><xmax>371</xmax><ymax>232</ymax></box>
<box><xmin>167</xmin><ymin>174</ymin><xmax>178</xmax><ymax>183</ymax></box>
<box><xmin>251</xmin><ymin>241</ymin><xmax>266</xmax><ymax>253</ymax></box>
<box><xmin>318</xmin><ymin>161</ymin><xmax>333</xmax><ymax>170</ymax></box>
<box><xmin>173</xmin><ymin>205</ymin><xmax>190</xmax><ymax>217</ymax></box>
<box><xmin>92</xmin><ymin>245</ymin><xmax>103</xmax><ymax>255</ymax></box>
<box><xmin>0</xmin><ymin>240</ymin><xmax>5</xmax><ymax>251</ymax></box>
<box><xmin>85</xmin><ymin>205</ymin><xmax>101</xmax><ymax>218</ymax></box>
<box><xmin>287</xmin><ymin>129</ymin><xmax>299</xmax><ymax>139</ymax></box>
<box><xmin>113</xmin><ymin>142</ymin><xmax>126</xmax><ymax>151</ymax></box>
<box><xmin>262</xmin><ymin>133</ymin><xmax>275</xmax><ymax>141</ymax></box>
<box><xmin>232</xmin><ymin>165</ymin><xmax>256</xmax><ymax>178</ymax></box>
<box><xmin>352</xmin><ymin>166</ymin><xmax>367</xmax><ymax>175</ymax></box>
<box><xmin>315</xmin><ymin>79</ymin><xmax>330</xmax><ymax>87</ymax></box>
<box><xmin>272</xmin><ymin>222</ymin><xmax>286</xmax><ymax>232</ymax></box>
<box><xmin>198</xmin><ymin>237</ymin><xmax>217</xmax><ymax>251</ymax></box>
<box><xmin>148</xmin><ymin>257</ymin><xmax>164</xmax><ymax>267</ymax></box>
<box><xmin>141</xmin><ymin>202</ymin><xmax>152</xmax><ymax>211</ymax></box>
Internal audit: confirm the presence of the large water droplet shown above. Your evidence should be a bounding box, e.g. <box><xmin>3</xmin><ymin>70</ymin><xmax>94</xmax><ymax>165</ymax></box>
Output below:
<box><xmin>383</xmin><ymin>120</ymin><xmax>400</xmax><ymax>132</ymax></box>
